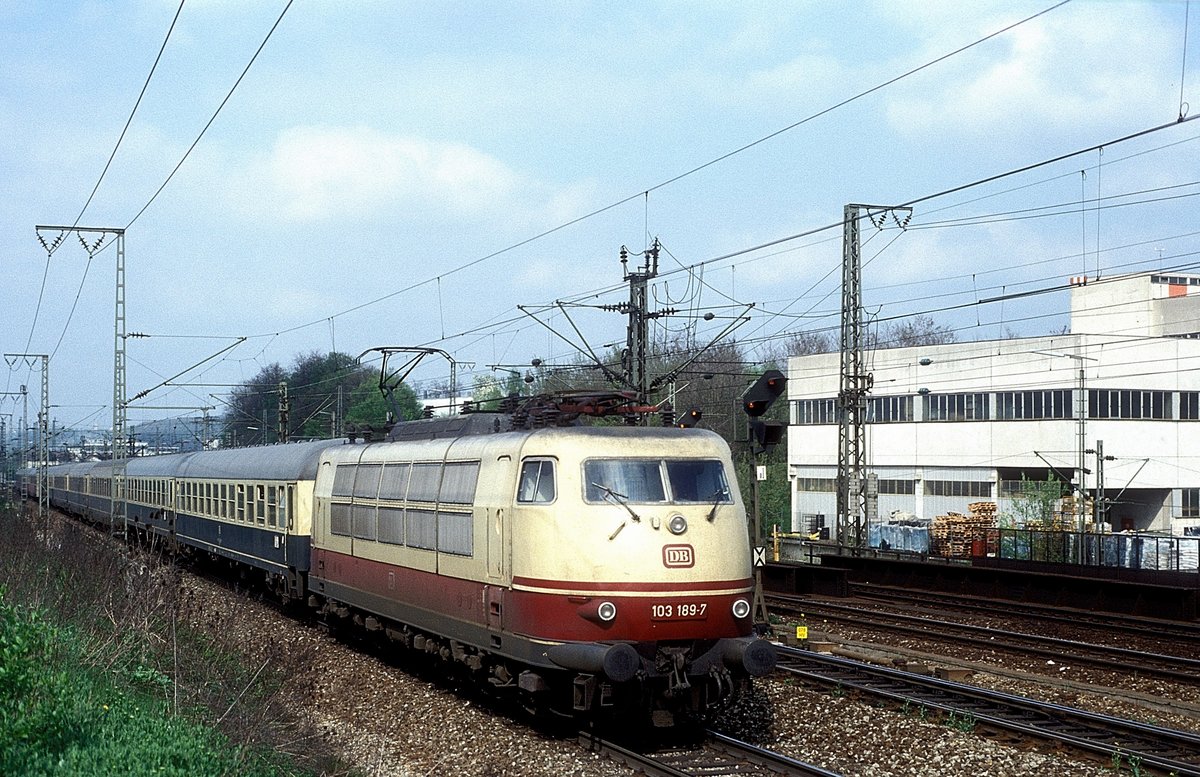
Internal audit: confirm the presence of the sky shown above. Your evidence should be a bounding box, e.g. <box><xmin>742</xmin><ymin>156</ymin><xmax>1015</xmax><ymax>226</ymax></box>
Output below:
<box><xmin>1</xmin><ymin>0</ymin><xmax>1198</xmax><ymax>437</ymax></box>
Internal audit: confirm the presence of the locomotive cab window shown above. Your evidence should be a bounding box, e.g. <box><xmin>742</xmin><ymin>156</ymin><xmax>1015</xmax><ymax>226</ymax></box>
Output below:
<box><xmin>584</xmin><ymin>459</ymin><xmax>666</xmax><ymax>503</ymax></box>
<box><xmin>584</xmin><ymin>458</ymin><xmax>730</xmax><ymax>504</ymax></box>
<box><xmin>517</xmin><ymin>459</ymin><xmax>556</xmax><ymax>503</ymax></box>
<box><xmin>665</xmin><ymin>460</ymin><xmax>730</xmax><ymax>503</ymax></box>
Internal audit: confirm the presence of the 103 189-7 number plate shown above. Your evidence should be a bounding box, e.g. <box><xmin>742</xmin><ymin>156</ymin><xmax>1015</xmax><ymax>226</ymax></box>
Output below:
<box><xmin>650</xmin><ymin>602</ymin><xmax>708</xmax><ymax>621</ymax></box>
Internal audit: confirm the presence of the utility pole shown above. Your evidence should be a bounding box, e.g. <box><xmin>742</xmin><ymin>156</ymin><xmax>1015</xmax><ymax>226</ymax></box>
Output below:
<box><xmin>620</xmin><ymin>239</ymin><xmax>660</xmax><ymax>410</ymax></box>
<box><xmin>0</xmin><ymin>415</ymin><xmax>7</xmax><ymax>488</ymax></box>
<box><xmin>277</xmin><ymin>382</ymin><xmax>289</xmax><ymax>443</ymax></box>
<box><xmin>1034</xmin><ymin>350</ymin><xmax>1096</xmax><ymax>538</ymax></box>
<box><xmin>21</xmin><ymin>385</ymin><xmax>28</xmax><ymax>471</ymax></box>
<box><xmin>1090</xmin><ymin>439</ymin><xmax>1115</xmax><ymax>531</ymax></box>
<box><xmin>36</xmin><ymin>225</ymin><xmax>127</xmax><ymax>534</ymax></box>
<box><xmin>836</xmin><ymin>205</ymin><xmax>910</xmax><ymax>549</ymax></box>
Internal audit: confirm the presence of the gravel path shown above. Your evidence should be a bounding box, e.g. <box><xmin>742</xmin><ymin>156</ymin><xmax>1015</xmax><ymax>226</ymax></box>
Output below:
<box><xmin>177</xmin><ymin>573</ymin><xmax>1140</xmax><ymax>776</ymax></box>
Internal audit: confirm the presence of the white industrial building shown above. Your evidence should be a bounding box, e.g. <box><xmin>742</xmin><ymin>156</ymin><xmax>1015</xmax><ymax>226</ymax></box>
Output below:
<box><xmin>786</xmin><ymin>272</ymin><xmax>1200</xmax><ymax>541</ymax></box>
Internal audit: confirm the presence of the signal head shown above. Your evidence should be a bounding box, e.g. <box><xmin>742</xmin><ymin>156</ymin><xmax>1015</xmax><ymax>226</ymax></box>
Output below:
<box><xmin>742</xmin><ymin>369</ymin><xmax>787</xmax><ymax>417</ymax></box>
<box><xmin>677</xmin><ymin>407</ymin><xmax>703</xmax><ymax>428</ymax></box>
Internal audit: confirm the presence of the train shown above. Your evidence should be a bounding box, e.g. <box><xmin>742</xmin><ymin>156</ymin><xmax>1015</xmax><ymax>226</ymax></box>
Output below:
<box><xmin>19</xmin><ymin>410</ymin><xmax>776</xmax><ymax>726</ymax></box>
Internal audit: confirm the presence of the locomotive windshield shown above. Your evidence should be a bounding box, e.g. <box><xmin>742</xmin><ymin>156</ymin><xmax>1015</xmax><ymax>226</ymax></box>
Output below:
<box><xmin>583</xmin><ymin>459</ymin><xmax>730</xmax><ymax>504</ymax></box>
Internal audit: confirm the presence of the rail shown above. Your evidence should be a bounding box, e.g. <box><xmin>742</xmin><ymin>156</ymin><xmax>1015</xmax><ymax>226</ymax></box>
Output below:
<box><xmin>777</xmin><ymin>646</ymin><xmax>1200</xmax><ymax>776</ymax></box>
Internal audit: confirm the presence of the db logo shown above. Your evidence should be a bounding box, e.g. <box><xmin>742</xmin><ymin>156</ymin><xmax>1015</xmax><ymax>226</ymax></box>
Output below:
<box><xmin>662</xmin><ymin>544</ymin><xmax>695</xmax><ymax>568</ymax></box>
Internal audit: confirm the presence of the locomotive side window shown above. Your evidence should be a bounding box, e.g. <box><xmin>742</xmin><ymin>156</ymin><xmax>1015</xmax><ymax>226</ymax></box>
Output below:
<box><xmin>440</xmin><ymin>461</ymin><xmax>480</xmax><ymax>504</ymax></box>
<box><xmin>584</xmin><ymin>459</ymin><xmax>666</xmax><ymax>503</ymax></box>
<box><xmin>408</xmin><ymin>463</ymin><xmax>441</xmax><ymax>502</ymax></box>
<box><xmin>379</xmin><ymin>463</ymin><xmax>411</xmax><ymax>500</ymax></box>
<box><xmin>438</xmin><ymin>511</ymin><xmax>472</xmax><ymax>556</ymax></box>
<box><xmin>407</xmin><ymin>508</ymin><xmax>437</xmax><ymax>549</ymax></box>
<box><xmin>352</xmin><ymin>505</ymin><xmax>377</xmax><ymax>540</ymax></box>
<box><xmin>332</xmin><ymin>465</ymin><xmax>356</xmax><ymax>498</ymax></box>
<box><xmin>330</xmin><ymin>503</ymin><xmax>351</xmax><ymax>536</ymax></box>
<box><xmin>664</xmin><ymin>460</ymin><xmax>730</xmax><ymax>503</ymax></box>
<box><xmin>378</xmin><ymin>506</ymin><xmax>405</xmax><ymax>544</ymax></box>
<box><xmin>517</xmin><ymin>460</ymin><xmax>556</xmax><ymax>503</ymax></box>
<box><xmin>353</xmin><ymin>464</ymin><xmax>382</xmax><ymax>499</ymax></box>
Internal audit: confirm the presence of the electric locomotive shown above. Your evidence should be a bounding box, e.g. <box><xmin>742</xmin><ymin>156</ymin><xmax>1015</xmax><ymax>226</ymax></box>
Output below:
<box><xmin>29</xmin><ymin>404</ymin><xmax>776</xmax><ymax>726</ymax></box>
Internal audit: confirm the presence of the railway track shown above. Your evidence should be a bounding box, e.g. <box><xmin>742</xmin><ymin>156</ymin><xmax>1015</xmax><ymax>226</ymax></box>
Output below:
<box><xmin>580</xmin><ymin>729</ymin><xmax>839</xmax><ymax>776</ymax></box>
<box><xmin>849</xmin><ymin>582</ymin><xmax>1200</xmax><ymax>643</ymax></box>
<box><xmin>770</xmin><ymin>596</ymin><xmax>1200</xmax><ymax>685</ymax></box>
<box><xmin>777</xmin><ymin>645</ymin><xmax>1200</xmax><ymax>776</ymax></box>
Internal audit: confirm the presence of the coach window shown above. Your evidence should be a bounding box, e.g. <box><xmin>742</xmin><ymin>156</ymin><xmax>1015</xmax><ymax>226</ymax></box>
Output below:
<box><xmin>256</xmin><ymin>485</ymin><xmax>266</xmax><ymax>524</ymax></box>
<box><xmin>267</xmin><ymin>486</ymin><xmax>277</xmax><ymax>528</ymax></box>
<box><xmin>237</xmin><ymin>485</ymin><xmax>246</xmax><ymax>522</ymax></box>
<box><xmin>517</xmin><ymin>459</ymin><xmax>556</xmax><ymax>503</ymax></box>
<box><xmin>280</xmin><ymin>485</ymin><xmax>291</xmax><ymax>531</ymax></box>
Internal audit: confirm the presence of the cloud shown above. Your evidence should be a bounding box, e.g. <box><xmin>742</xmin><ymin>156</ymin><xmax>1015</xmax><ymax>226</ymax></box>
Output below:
<box><xmin>241</xmin><ymin>125</ymin><xmax>524</xmax><ymax>222</ymax></box>
<box><xmin>884</xmin><ymin>5</ymin><xmax>1179</xmax><ymax>138</ymax></box>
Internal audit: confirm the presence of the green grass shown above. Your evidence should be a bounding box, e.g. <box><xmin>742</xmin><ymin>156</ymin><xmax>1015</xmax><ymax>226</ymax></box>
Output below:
<box><xmin>0</xmin><ymin>589</ymin><xmax>298</xmax><ymax>776</ymax></box>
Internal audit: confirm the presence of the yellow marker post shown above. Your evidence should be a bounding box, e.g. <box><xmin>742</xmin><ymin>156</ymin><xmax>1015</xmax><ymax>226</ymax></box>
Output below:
<box><xmin>795</xmin><ymin>625</ymin><xmax>808</xmax><ymax>640</ymax></box>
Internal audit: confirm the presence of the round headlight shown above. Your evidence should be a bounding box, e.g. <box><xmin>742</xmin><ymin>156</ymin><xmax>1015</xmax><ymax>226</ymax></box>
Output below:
<box><xmin>667</xmin><ymin>514</ymin><xmax>688</xmax><ymax>535</ymax></box>
<box><xmin>731</xmin><ymin>598</ymin><xmax>751</xmax><ymax>619</ymax></box>
<box><xmin>597</xmin><ymin>601</ymin><xmax>618</xmax><ymax>622</ymax></box>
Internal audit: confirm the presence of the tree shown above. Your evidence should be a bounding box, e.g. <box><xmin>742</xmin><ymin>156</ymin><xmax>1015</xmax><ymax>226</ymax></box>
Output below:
<box><xmin>781</xmin><ymin>330</ymin><xmax>836</xmax><ymax>356</ymax></box>
<box><xmin>220</xmin><ymin>351</ymin><xmax>421</xmax><ymax>446</ymax></box>
<box><xmin>871</xmin><ymin>314</ymin><xmax>956</xmax><ymax>349</ymax></box>
<box><xmin>1002</xmin><ymin>473</ymin><xmax>1065</xmax><ymax>528</ymax></box>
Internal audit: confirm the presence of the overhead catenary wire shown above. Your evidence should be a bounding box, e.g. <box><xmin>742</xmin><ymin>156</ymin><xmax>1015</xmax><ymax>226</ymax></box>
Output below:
<box><xmin>245</xmin><ymin>1</ymin><xmax>1072</xmax><ymax>342</ymax></box>
<box><xmin>123</xmin><ymin>0</ymin><xmax>294</xmax><ymax>232</ymax></box>
<box><xmin>33</xmin><ymin>2</ymin><xmax>186</xmax><ymax>365</ymax></box>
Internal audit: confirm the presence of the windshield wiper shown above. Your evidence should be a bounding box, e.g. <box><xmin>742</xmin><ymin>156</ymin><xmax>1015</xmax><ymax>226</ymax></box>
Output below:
<box><xmin>591</xmin><ymin>482</ymin><xmax>641</xmax><ymax>522</ymax></box>
<box><xmin>706</xmin><ymin>488</ymin><xmax>728</xmax><ymax>522</ymax></box>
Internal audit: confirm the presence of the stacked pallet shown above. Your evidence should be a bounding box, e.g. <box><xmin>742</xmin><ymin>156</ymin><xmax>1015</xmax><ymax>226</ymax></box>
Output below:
<box><xmin>1051</xmin><ymin>494</ymin><xmax>1091</xmax><ymax>530</ymax></box>
<box><xmin>930</xmin><ymin>502</ymin><xmax>997</xmax><ymax>557</ymax></box>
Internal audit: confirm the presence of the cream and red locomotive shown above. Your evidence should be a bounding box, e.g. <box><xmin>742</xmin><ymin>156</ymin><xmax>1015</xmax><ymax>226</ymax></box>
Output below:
<box><xmin>30</xmin><ymin>414</ymin><xmax>775</xmax><ymax>724</ymax></box>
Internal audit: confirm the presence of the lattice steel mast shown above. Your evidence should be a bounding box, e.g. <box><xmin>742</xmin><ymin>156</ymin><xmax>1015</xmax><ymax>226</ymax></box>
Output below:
<box><xmin>836</xmin><ymin>205</ymin><xmax>909</xmax><ymax>548</ymax></box>
<box><xmin>4</xmin><ymin>355</ymin><xmax>49</xmax><ymax>520</ymax></box>
<box><xmin>36</xmin><ymin>225</ymin><xmax>127</xmax><ymax>534</ymax></box>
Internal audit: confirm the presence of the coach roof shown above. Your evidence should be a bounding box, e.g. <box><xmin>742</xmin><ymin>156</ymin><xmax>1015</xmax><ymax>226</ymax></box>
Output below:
<box><xmin>125</xmin><ymin>438</ymin><xmax>347</xmax><ymax>481</ymax></box>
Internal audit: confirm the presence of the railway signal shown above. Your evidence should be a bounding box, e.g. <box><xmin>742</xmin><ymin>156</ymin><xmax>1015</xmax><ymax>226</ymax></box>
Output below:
<box><xmin>742</xmin><ymin>370</ymin><xmax>787</xmax><ymax>455</ymax></box>
<box><xmin>742</xmin><ymin>369</ymin><xmax>786</xmax><ymax>417</ymax></box>
<box><xmin>677</xmin><ymin>407</ymin><xmax>702</xmax><ymax>428</ymax></box>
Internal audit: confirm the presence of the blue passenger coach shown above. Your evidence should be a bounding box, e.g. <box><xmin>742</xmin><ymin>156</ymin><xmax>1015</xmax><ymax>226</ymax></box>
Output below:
<box><xmin>40</xmin><ymin>439</ymin><xmax>345</xmax><ymax>598</ymax></box>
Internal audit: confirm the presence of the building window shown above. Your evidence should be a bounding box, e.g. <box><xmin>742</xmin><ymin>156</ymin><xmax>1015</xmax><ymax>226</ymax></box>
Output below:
<box><xmin>1182</xmin><ymin>488</ymin><xmax>1200</xmax><ymax>518</ymax></box>
<box><xmin>792</xmin><ymin>398</ymin><xmax>836</xmax><ymax>425</ymax></box>
<box><xmin>996</xmin><ymin>389</ymin><xmax>1072</xmax><ymax>420</ymax></box>
<box><xmin>877</xmin><ymin>479</ymin><xmax>915</xmax><ymax>495</ymax></box>
<box><xmin>867</xmin><ymin>395</ymin><xmax>913</xmax><ymax>423</ymax></box>
<box><xmin>1151</xmin><ymin>274</ymin><xmax>1199</xmax><ymax>285</ymax></box>
<box><xmin>1088</xmin><ymin>389</ymin><xmax>1170</xmax><ymax>419</ymax></box>
<box><xmin>924</xmin><ymin>393</ymin><xmax>989</xmax><ymax>422</ymax></box>
<box><xmin>796</xmin><ymin>478</ymin><xmax>836</xmax><ymax>492</ymax></box>
<box><xmin>1181</xmin><ymin>392</ymin><xmax>1200</xmax><ymax>420</ymax></box>
<box><xmin>924</xmin><ymin>480</ymin><xmax>993</xmax><ymax>497</ymax></box>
